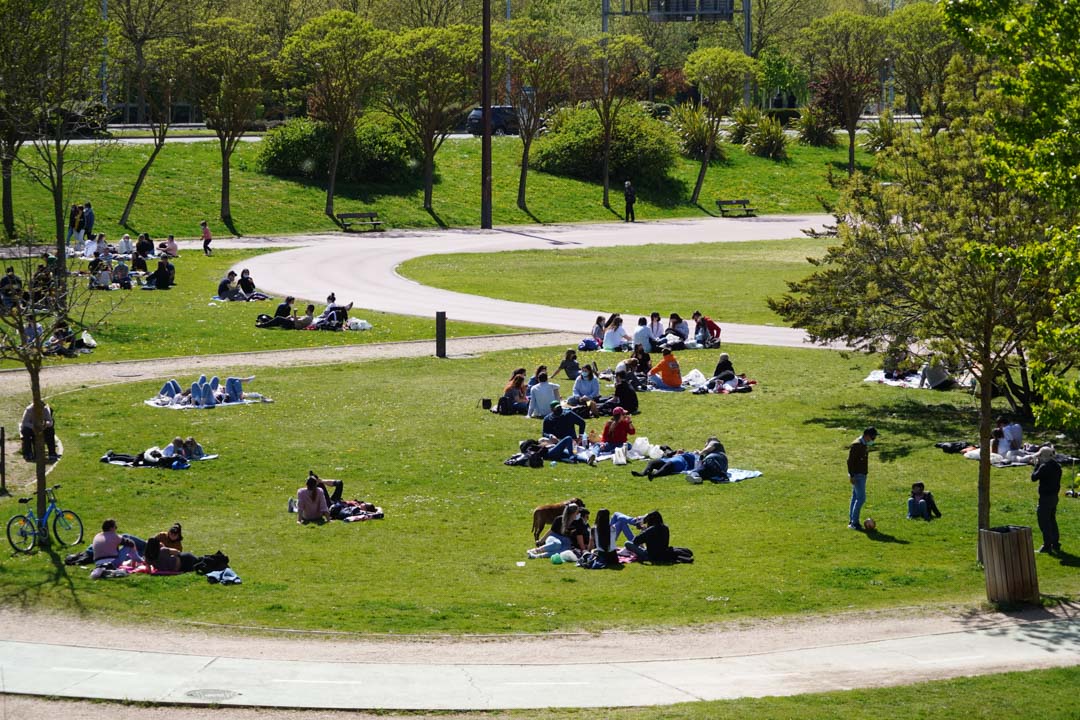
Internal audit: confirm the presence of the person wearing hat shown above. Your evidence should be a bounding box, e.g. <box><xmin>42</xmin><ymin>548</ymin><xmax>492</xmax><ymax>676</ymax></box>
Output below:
<box><xmin>600</xmin><ymin>407</ymin><xmax>635</xmax><ymax>453</ymax></box>
<box><xmin>847</xmin><ymin>427</ymin><xmax>878</xmax><ymax>530</ymax></box>
<box><xmin>1032</xmin><ymin>446</ymin><xmax>1062</xmax><ymax>553</ymax></box>
<box><xmin>527</xmin><ymin>371</ymin><xmax>561</xmax><ymax>418</ymax></box>
<box><xmin>153</xmin><ymin>523</ymin><xmax>184</xmax><ymax>552</ymax></box>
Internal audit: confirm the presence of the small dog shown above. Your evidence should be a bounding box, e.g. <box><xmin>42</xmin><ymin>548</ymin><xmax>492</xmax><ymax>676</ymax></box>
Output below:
<box><xmin>532</xmin><ymin>497</ymin><xmax>584</xmax><ymax>544</ymax></box>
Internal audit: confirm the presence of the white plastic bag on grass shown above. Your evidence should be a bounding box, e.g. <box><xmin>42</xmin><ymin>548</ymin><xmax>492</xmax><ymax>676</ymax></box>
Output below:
<box><xmin>347</xmin><ymin>318</ymin><xmax>372</xmax><ymax>331</ymax></box>
<box><xmin>683</xmin><ymin>368</ymin><xmax>708</xmax><ymax>388</ymax></box>
<box><xmin>632</xmin><ymin>437</ymin><xmax>651</xmax><ymax>456</ymax></box>
<box><xmin>613</xmin><ymin>446</ymin><xmax>628</xmax><ymax>465</ymax></box>
<box><xmin>648</xmin><ymin>445</ymin><xmax>665</xmax><ymax>460</ymax></box>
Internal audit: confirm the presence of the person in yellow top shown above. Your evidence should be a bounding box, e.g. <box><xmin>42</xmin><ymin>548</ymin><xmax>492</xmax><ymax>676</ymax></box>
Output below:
<box><xmin>649</xmin><ymin>348</ymin><xmax>683</xmax><ymax>391</ymax></box>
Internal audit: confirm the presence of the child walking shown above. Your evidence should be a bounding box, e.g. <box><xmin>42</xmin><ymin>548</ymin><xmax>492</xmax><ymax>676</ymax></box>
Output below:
<box><xmin>201</xmin><ymin>220</ymin><xmax>212</xmax><ymax>256</ymax></box>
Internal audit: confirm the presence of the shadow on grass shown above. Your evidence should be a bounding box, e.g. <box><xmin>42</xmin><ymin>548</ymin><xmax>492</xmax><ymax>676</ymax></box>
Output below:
<box><xmin>0</xmin><ymin>543</ymin><xmax>84</xmax><ymax>611</ymax></box>
<box><xmin>865</xmin><ymin>529</ymin><xmax>909</xmax><ymax>545</ymax></box>
<box><xmin>805</xmin><ymin>397</ymin><xmax>979</xmax><ymax>462</ymax></box>
<box><xmin>426</xmin><ymin>207</ymin><xmax>448</xmax><ymax>228</ymax></box>
<box><xmin>695</xmin><ymin>203</ymin><xmax>719</xmax><ymax>217</ymax></box>
<box><xmin>222</xmin><ymin>216</ymin><xmax>241</xmax><ymax>237</ymax></box>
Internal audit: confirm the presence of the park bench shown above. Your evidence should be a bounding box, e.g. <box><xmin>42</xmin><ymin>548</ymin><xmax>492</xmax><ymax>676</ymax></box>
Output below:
<box><xmin>335</xmin><ymin>211</ymin><xmax>383</xmax><ymax>231</ymax></box>
<box><xmin>716</xmin><ymin>199</ymin><xmax>756</xmax><ymax>217</ymax></box>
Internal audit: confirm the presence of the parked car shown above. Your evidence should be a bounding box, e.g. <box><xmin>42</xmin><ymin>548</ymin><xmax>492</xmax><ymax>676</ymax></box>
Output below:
<box><xmin>466</xmin><ymin>106</ymin><xmax>520</xmax><ymax>136</ymax></box>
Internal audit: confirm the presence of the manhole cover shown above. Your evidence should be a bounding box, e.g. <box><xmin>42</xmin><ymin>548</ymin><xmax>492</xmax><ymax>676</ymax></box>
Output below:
<box><xmin>185</xmin><ymin>689</ymin><xmax>240</xmax><ymax>701</ymax></box>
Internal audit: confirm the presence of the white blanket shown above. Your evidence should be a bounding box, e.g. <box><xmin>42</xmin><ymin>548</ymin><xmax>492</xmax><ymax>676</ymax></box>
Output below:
<box><xmin>144</xmin><ymin>397</ymin><xmax>272</xmax><ymax>410</ymax></box>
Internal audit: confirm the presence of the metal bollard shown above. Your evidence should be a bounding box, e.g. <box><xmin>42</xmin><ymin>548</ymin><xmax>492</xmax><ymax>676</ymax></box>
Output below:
<box><xmin>436</xmin><ymin>311</ymin><xmax>447</xmax><ymax>358</ymax></box>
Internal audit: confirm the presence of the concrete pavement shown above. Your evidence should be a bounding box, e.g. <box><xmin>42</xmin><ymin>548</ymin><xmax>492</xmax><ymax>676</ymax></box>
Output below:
<box><xmin>238</xmin><ymin>215</ymin><xmax>833</xmax><ymax>349</ymax></box>
<box><xmin>1</xmin><ymin>614</ymin><xmax>1078</xmax><ymax>709</ymax></box>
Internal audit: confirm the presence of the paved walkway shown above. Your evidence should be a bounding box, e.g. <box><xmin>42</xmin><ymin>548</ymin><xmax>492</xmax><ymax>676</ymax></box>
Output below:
<box><xmin>237</xmin><ymin>215</ymin><xmax>832</xmax><ymax>347</ymax></box>
<box><xmin>1</xmin><ymin>608</ymin><xmax>1077</xmax><ymax>710</ymax></box>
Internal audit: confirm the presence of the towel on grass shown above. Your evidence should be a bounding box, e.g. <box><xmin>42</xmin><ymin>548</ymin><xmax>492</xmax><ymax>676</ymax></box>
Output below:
<box><xmin>144</xmin><ymin>397</ymin><xmax>272</xmax><ymax>410</ymax></box>
<box><xmin>686</xmin><ymin>468</ymin><xmax>762</xmax><ymax>484</ymax></box>
<box><xmin>108</xmin><ymin>454</ymin><xmax>218</xmax><ymax>468</ymax></box>
<box><xmin>863</xmin><ymin>370</ymin><xmax>925</xmax><ymax>389</ymax></box>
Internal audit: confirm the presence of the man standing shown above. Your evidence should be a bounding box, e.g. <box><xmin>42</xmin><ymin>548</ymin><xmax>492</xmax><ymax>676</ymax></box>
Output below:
<box><xmin>21</xmin><ymin>402</ymin><xmax>58</xmax><ymax>462</ymax></box>
<box><xmin>82</xmin><ymin>202</ymin><xmax>95</xmax><ymax>241</ymax></box>
<box><xmin>847</xmin><ymin>427</ymin><xmax>878</xmax><ymax>530</ymax></box>
<box><xmin>623</xmin><ymin>180</ymin><xmax>636</xmax><ymax>222</ymax></box>
<box><xmin>1032</xmin><ymin>446</ymin><xmax>1062</xmax><ymax>553</ymax></box>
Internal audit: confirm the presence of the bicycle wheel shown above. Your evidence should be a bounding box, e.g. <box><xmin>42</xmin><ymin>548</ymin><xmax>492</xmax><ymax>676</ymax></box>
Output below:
<box><xmin>52</xmin><ymin>510</ymin><xmax>83</xmax><ymax>547</ymax></box>
<box><xmin>7</xmin><ymin>515</ymin><xmax>37</xmax><ymax>553</ymax></box>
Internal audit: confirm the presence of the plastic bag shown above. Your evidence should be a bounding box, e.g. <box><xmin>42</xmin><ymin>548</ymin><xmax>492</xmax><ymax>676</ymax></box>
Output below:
<box><xmin>80</xmin><ymin>330</ymin><xmax>98</xmax><ymax>348</ymax></box>
<box><xmin>631</xmin><ymin>437</ymin><xmax>651</xmax><ymax>455</ymax></box>
<box><xmin>613</xmin><ymin>446</ymin><xmax>628</xmax><ymax>465</ymax></box>
<box><xmin>648</xmin><ymin>445</ymin><xmax>665</xmax><ymax>460</ymax></box>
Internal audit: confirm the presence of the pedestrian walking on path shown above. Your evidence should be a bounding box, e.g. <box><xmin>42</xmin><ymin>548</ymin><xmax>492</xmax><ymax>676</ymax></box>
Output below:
<box><xmin>1032</xmin><ymin>446</ymin><xmax>1062</xmax><ymax>554</ymax></box>
<box><xmin>848</xmin><ymin>427</ymin><xmax>877</xmax><ymax>530</ymax></box>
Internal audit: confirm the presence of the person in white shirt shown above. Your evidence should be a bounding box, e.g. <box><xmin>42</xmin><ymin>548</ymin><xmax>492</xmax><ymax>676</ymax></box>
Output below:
<box><xmin>527</xmin><ymin>373</ymin><xmax>561</xmax><ymax>418</ymax></box>
<box><xmin>603</xmin><ymin>317</ymin><xmax>633</xmax><ymax>351</ymax></box>
<box><xmin>117</xmin><ymin>234</ymin><xmax>134</xmax><ymax>254</ymax></box>
<box><xmin>632</xmin><ymin>316</ymin><xmax>658</xmax><ymax>352</ymax></box>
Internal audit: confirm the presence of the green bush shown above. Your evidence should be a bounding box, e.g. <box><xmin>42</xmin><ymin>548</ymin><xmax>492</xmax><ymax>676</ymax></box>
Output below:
<box><xmin>669</xmin><ymin>102</ymin><xmax>726</xmax><ymax>163</ymax></box>
<box><xmin>861</xmin><ymin>111</ymin><xmax>900</xmax><ymax>153</ymax></box>
<box><xmin>256</xmin><ymin>115</ymin><xmax>417</xmax><ymax>183</ymax></box>
<box><xmin>727</xmin><ymin>104</ymin><xmax>762</xmax><ymax>145</ymax></box>
<box><xmin>745</xmin><ymin>116</ymin><xmax>788</xmax><ymax>160</ymax></box>
<box><xmin>531</xmin><ymin>105</ymin><xmax>678</xmax><ymax>185</ymax></box>
<box><xmin>795</xmin><ymin>103</ymin><xmax>839</xmax><ymax>148</ymax></box>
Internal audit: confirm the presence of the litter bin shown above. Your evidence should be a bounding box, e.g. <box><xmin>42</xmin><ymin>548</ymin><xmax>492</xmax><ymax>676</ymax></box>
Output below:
<box><xmin>979</xmin><ymin>525</ymin><xmax>1040</xmax><ymax>604</ymax></box>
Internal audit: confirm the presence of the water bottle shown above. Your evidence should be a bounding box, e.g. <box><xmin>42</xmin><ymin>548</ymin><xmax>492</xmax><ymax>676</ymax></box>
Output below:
<box><xmin>550</xmin><ymin>461</ymin><xmax>557</xmax><ymax>468</ymax></box>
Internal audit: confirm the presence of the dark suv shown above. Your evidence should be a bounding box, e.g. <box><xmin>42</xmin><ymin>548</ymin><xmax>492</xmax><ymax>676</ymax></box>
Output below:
<box><xmin>466</xmin><ymin>106</ymin><xmax>519</xmax><ymax>136</ymax></box>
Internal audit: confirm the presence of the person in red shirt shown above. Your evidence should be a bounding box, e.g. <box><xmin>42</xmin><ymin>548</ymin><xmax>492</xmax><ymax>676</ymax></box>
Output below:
<box><xmin>600</xmin><ymin>407</ymin><xmax>635</xmax><ymax>452</ymax></box>
<box><xmin>649</xmin><ymin>349</ymin><xmax>683</xmax><ymax>391</ymax></box>
<box><xmin>692</xmin><ymin>311</ymin><xmax>722</xmax><ymax>347</ymax></box>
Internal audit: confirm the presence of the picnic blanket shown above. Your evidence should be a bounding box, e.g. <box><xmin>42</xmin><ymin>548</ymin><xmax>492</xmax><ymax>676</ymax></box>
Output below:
<box><xmin>686</xmin><ymin>468</ymin><xmax>762</xmax><ymax>484</ymax></box>
<box><xmin>144</xmin><ymin>396</ymin><xmax>272</xmax><ymax>410</ymax></box>
<box><xmin>107</xmin><ymin>454</ymin><xmax>218</xmax><ymax>468</ymax></box>
<box><xmin>863</xmin><ymin>370</ymin><xmax>925</xmax><ymax>389</ymax></box>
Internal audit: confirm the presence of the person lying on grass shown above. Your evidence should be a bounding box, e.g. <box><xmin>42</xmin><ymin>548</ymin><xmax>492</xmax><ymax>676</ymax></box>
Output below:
<box><xmin>632</xmin><ymin>449</ymin><xmax>699</xmax><ymax>480</ymax></box>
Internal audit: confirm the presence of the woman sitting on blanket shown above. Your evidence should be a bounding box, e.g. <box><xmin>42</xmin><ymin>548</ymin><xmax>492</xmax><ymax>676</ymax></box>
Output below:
<box><xmin>296</xmin><ymin>471</ymin><xmax>344</xmax><ymax>524</ymax></box>
<box><xmin>602</xmin><ymin>317</ymin><xmax>633</xmax><ymax>351</ymax></box>
<box><xmin>237</xmin><ymin>269</ymin><xmax>271</xmax><ymax>301</ymax></box>
<box><xmin>527</xmin><ymin>504</ymin><xmax>579</xmax><ymax>559</ymax></box>
<box><xmin>590</xmin><ymin>316</ymin><xmax>605</xmax><ymax>345</ymax></box>
<box><xmin>314</xmin><ymin>293</ymin><xmax>352</xmax><ymax>328</ymax></box>
<box><xmin>183</xmin><ymin>437</ymin><xmax>205</xmax><ymax>460</ymax></box>
<box><xmin>631</xmin><ymin>449</ymin><xmax>699</xmax><ymax>480</ymax></box>
<box><xmin>599</xmin><ymin>407</ymin><xmax>635</xmax><ymax>453</ymax></box>
<box><xmin>660</xmin><ymin>313</ymin><xmax>689</xmax><ymax>351</ymax></box>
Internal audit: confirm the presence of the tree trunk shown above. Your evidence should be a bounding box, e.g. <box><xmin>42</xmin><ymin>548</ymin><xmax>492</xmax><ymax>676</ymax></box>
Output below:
<box><xmin>326</xmin><ymin>131</ymin><xmax>345</xmax><ymax>219</ymax></box>
<box><xmin>691</xmin><ymin>138</ymin><xmax>714</xmax><ymax>205</ymax></box>
<box><xmin>517</xmin><ymin>136</ymin><xmax>532</xmax><ymax>211</ymax></box>
<box><xmin>119</xmin><ymin>140</ymin><xmax>164</xmax><ymax>226</ymax></box>
<box><xmin>847</xmin><ymin>125</ymin><xmax>857</xmax><ymax>176</ymax></box>
<box><xmin>601</xmin><ymin>131</ymin><xmax>611</xmax><ymax>209</ymax></box>
<box><xmin>220</xmin><ymin>141</ymin><xmax>233</xmax><ymax>224</ymax></box>
<box><xmin>28</xmin><ymin>368</ymin><xmax>48</xmax><ymax>528</ymax></box>
<box><xmin>423</xmin><ymin>147</ymin><xmax>435</xmax><ymax>211</ymax></box>
<box><xmin>977</xmin><ymin>356</ymin><xmax>993</xmax><ymax>535</ymax></box>
<box><xmin>2</xmin><ymin>156</ymin><xmax>14</xmax><ymax>239</ymax></box>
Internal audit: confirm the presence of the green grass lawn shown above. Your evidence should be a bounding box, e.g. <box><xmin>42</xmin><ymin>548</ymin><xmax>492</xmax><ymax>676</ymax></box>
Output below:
<box><xmin>6</xmin><ymin>138</ymin><xmax>862</xmax><ymax>241</ymax></box>
<box><xmin>1</xmin><ymin>343</ymin><xmax>1075</xmax><ymax>634</ymax></box>
<box><xmin>517</xmin><ymin>666</ymin><xmax>1080</xmax><ymax>719</ymax></box>
<box><xmin>399</xmin><ymin>238</ymin><xmax>830</xmax><ymax>326</ymax></box>
<box><xmin>1</xmin><ymin>249</ymin><xmax>515</xmax><ymax>368</ymax></box>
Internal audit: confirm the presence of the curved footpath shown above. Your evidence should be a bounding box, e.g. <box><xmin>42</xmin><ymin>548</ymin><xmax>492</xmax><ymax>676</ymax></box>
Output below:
<box><xmin>6</xmin><ymin>216</ymin><xmax>1076</xmax><ymax>713</ymax></box>
<box><xmin>237</xmin><ymin>215</ymin><xmax>834</xmax><ymax>346</ymax></box>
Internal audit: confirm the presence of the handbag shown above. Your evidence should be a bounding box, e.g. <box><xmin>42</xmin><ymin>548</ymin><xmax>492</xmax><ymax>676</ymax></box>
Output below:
<box><xmin>479</xmin><ymin>398</ymin><xmax>492</xmax><ymax>410</ymax></box>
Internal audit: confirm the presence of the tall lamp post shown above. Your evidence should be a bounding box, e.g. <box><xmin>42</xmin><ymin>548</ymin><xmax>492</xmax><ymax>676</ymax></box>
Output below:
<box><xmin>481</xmin><ymin>0</ymin><xmax>493</xmax><ymax>229</ymax></box>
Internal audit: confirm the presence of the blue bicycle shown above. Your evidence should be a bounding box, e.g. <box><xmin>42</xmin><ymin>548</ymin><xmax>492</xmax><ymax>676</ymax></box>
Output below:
<box><xmin>6</xmin><ymin>484</ymin><xmax>83</xmax><ymax>553</ymax></box>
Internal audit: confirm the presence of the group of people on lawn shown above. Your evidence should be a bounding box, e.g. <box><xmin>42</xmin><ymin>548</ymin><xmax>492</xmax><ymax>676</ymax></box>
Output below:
<box><xmin>527</xmin><ymin>501</ymin><xmax>679</xmax><ymax>567</ymax></box>
<box><xmin>591</xmin><ymin>311</ymin><xmax>722</xmax><ymax>353</ymax></box>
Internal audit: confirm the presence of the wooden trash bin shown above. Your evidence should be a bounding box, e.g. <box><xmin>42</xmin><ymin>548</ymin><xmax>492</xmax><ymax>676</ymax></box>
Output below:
<box><xmin>979</xmin><ymin>525</ymin><xmax>1040</xmax><ymax>604</ymax></box>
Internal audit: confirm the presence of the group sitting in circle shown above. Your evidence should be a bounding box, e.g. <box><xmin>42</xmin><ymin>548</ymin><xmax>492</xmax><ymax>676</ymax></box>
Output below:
<box><xmin>527</xmin><ymin>500</ymin><xmax>684</xmax><ymax>567</ymax></box>
<box><xmin>217</xmin><ymin>269</ymin><xmax>271</xmax><ymax>301</ymax></box>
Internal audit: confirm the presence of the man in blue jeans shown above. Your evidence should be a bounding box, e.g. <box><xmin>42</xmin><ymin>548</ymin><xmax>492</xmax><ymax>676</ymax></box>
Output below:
<box><xmin>847</xmin><ymin>427</ymin><xmax>878</xmax><ymax>530</ymax></box>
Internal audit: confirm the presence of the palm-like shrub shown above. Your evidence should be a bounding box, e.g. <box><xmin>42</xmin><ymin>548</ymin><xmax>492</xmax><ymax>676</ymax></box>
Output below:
<box><xmin>745</xmin><ymin>115</ymin><xmax>788</xmax><ymax>160</ymax></box>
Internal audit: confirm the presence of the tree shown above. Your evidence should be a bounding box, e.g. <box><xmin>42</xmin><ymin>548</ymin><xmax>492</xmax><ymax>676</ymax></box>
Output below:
<box><xmin>16</xmin><ymin>0</ymin><xmax>112</xmax><ymax>290</ymax></box>
<box><xmin>887</xmin><ymin>1</ymin><xmax>963</xmax><ymax>128</ymax></box>
<box><xmin>279</xmin><ymin>11</ymin><xmax>384</xmax><ymax>219</ymax></box>
<box><xmin>572</xmin><ymin>34</ymin><xmax>653</xmax><ymax>208</ymax></box>
<box><xmin>945</xmin><ymin>0</ymin><xmax>1080</xmax><ymax>446</ymax></box>
<box><xmin>186</xmin><ymin>17</ymin><xmax>269</xmax><ymax>229</ymax></box>
<box><xmin>797</xmin><ymin>12</ymin><xmax>887</xmax><ymax>175</ymax></box>
<box><xmin>110</xmin><ymin>0</ymin><xmax>184</xmax><ymax>124</ymax></box>
<box><xmin>730</xmin><ymin>0</ymin><xmax>823</xmax><ymax>58</ymax></box>
<box><xmin>378</xmin><ymin>24</ymin><xmax>481</xmax><ymax>213</ymax></box>
<box><xmin>115</xmin><ymin>37</ymin><xmax>187</xmax><ymax>226</ymax></box>
<box><xmin>683</xmin><ymin>47</ymin><xmax>757</xmax><ymax>204</ymax></box>
<box><xmin>0</xmin><ymin>238</ymin><xmax>120</xmax><ymax>527</ymax></box>
<box><xmin>768</xmin><ymin>114</ymin><xmax>1076</xmax><ymax>536</ymax></box>
<box><xmin>500</xmin><ymin>19</ymin><xmax>574</xmax><ymax>211</ymax></box>
<box><xmin>0</xmin><ymin>0</ymin><xmax>47</xmax><ymax>239</ymax></box>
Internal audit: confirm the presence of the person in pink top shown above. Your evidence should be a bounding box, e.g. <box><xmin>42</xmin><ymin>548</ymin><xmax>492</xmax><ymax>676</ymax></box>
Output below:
<box><xmin>201</xmin><ymin>220</ymin><xmax>212</xmax><ymax>256</ymax></box>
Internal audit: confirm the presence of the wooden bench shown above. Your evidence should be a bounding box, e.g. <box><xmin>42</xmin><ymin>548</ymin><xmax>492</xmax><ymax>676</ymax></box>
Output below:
<box><xmin>716</xmin><ymin>199</ymin><xmax>756</xmax><ymax>217</ymax></box>
<box><xmin>335</xmin><ymin>211</ymin><xmax>383</xmax><ymax>231</ymax></box>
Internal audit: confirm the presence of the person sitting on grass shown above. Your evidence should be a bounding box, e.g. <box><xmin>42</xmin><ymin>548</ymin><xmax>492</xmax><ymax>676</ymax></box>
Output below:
<box><xmin>217</xmin><ymin>270</ymin><xmax>245</xmax><ymax>301</ymax></box>
<box><xmin>237</xmin><ymin>269</ymin><xmax>271</xmax><ymax>301</ymax></box>
<box><xmin>590</xmin><ymin>316</ymin><xmax>605</xmax><ymax>345</ymax></box>
<box><xmin>602</xmin><ymin>316</ymin><xmax>633</xmax><ymax>351</ymax></box>
<box><xmin>599</xmin><ymin>407</ymin><xmax>635</xmax><ymax>453</ymax></box>
<box><xmin>695</xmin><ymin>437</ymin><xmax>729</xmax><ymax>483</ymax></box>
<box><xmin>569</xmin><ymin>364</ymin><xmax>601</xmax><ymax>404</ymax></box>
<box><xmin>502</xmin><ymin>374</ymin><xmax>529</xmax><ymax>415</ymax></box>
<box><xmin>295</xmin><ymin>471</ymin><xmax>344</xmax><ymax>524</ymax></box>
<box><xmin>144</xmin><ymin>257</ymin><xmax>174</xmax><ymax>290</ymax></box>
<box><xmin>623</xmin><ymin>510</ymin><xmax>675</xmax><ymax>563</ymax></box>
<box><xmin>550</xmin><ymin>349</ymin><xmax>580</xmax><ymax>382</ymax></box>
<box><xmin>112</xmin><ymin>258</ymin><xmax>132</xmax><ymax>290</ymax></box>
<box><xmin>157</xmin><ymin>235</ymin><xmax>179</xmax><ymax>257</ymax></box>
<box><xmin>542</xmin><ymin>401</ymin><xmax>586</xmax><ymax>442</ymax></box>
<box><xmin>633</xmin><ymin>316</ymin><xmax>659</xmax><ymax>353</ymax></box>
<box><xmin>144</xmin><ymin>536</ymin><xmax>196</xmax><ymax>572</ymax></box>
<box><xmin>257</xmin><ymin>296</ymin><xmax>297</xmax><ymax>329</ymax></box>
<box><xmin>91</xmin><ymin>519</ymin><xmax>143</xmax><ymax>566</ymax></box>
<box><xmin>527</xmin><ymin>372</ymin><xmax>561</xmax><ymax>418</ymax></box>
<box><xmin>649</xmin><ymin>348</ymin><xmax>683</xmax><ymax>391</ymax></box>
<box><xmin>527</xmin><ymin>504</ymin><xmax>578</xmax><ymax>558</ymax></box>
<box><xmin>660</xmin><ymin>313</ymin><xmax>689</xmax><ymax>351</ymax></box>
<box><xmin>907</xmin><ymin>482</ymin><xmax>942</xmax><ymax>520</ymax></box>
<box><xmin>117</xmin><ymin>234</ymin><xmax>134</xmax><ymax>255</ymax></box>
<box><xmin>692</xmin><ymin>311</ymin><xmax>722</xmax><ymax>348</ymax></box>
